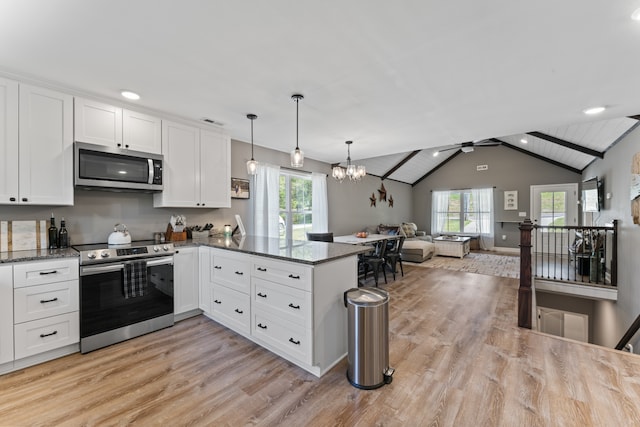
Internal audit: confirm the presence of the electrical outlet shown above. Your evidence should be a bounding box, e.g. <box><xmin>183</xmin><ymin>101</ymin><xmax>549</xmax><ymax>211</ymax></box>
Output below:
<box><xmin>518</xmin><ymin>211</ymin><xmax>527</xmax><ymax>217</ymax></box>
<box><xmin>502</xmin><ymin>235</ymin><xmax>507</xmax><ymax>240</ymax></box>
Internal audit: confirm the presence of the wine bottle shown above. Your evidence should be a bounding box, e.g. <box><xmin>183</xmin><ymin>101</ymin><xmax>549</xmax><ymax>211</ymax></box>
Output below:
<box><xmin>48</xmin><ymin>213</ymin><xmax>58</xmax><ymax>249</ymax></box>
<box><xmin>58</xmin><ymin>218</ymin><xmax>69</xmax><ymax>249</ymax></box>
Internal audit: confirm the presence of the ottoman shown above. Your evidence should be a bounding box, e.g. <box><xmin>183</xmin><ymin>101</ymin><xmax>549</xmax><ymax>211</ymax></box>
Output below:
<box><xmin>401</xmin><ymin>240</ymin><xmax>435</xmax><ymax>263</ymax></box>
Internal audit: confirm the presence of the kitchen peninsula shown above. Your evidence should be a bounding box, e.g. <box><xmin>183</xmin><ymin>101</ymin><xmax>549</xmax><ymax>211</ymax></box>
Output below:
<box><xmin>189</xmin><ymin>235</ymin><xmax>371</xmax><ymax>377</ymax></box>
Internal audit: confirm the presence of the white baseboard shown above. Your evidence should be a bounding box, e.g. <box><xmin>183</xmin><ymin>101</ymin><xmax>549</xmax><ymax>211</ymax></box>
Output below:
<box><xmin>490</xmin><ymin>246</ymin><xmax>520</xmax><ymax>254</ymax></box>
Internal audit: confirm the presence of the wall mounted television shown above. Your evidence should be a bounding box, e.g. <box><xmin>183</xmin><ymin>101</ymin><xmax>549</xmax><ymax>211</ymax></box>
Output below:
<box><xmin>582</xmin><ymin>177</ymin><xmax>604</xmax><ymax>212</ymax></box>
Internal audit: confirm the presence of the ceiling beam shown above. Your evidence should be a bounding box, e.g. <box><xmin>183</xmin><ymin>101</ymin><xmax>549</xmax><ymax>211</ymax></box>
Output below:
<box><xmin>381</xmin><ymin>150</ymin><xmax>422</xmax><ymax>180</ymax></box>
<box><xmin>628</xmin><ymin>115</ymin><xmax>640</xmax><ymax>121</ymax></box>
<box><xmin>499</xmin><ymin>140</ymin><xmax>582</xmax><ymax>174</ymax></box>
<box><xmin>412</xmin><ymin>151</ymin><xmax>462</xmax><ymax>186</ymax></box>
<box><xmin>526</xmin><ymin>131</ymin><xmax>604</xmax><ymax>159</ymax></box>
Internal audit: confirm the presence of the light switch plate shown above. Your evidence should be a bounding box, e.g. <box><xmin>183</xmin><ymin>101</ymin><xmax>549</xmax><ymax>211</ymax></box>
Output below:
<box><xmin>518</xmin><ymin>212</ymin><xmax>527</xmax><ymax>217</ymax></box>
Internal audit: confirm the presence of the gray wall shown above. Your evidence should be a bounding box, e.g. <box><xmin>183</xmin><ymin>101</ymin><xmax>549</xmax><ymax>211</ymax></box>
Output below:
<box><xmin>581</xmin><ymin>125</ymin><xmax>640</xmax><ymax>349</ymax></box>
<box><xmin>412</xmin><ymin>145</ymin><xmax>581</xmax><ymax>248</ymax></box>
<box><xmin>0</xmin><ymin>139</ymin><xmax>412</xmax><ymax>245</ymax></box>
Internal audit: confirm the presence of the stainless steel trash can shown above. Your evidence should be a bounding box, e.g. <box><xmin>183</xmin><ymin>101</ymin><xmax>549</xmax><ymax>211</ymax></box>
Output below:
<box><xmin>344</xmin><ymin>287</ymin><xmax>394</xmax><ymax>389</ymax></box>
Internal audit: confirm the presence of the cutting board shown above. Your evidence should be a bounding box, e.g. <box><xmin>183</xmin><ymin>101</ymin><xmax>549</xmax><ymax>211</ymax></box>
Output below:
<box><xmin>0</xmin><ymin>220</ymin><xmax>48</xmax><ymax>252</ymax></box>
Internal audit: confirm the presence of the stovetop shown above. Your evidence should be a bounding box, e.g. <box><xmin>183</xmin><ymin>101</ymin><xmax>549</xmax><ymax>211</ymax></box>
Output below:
<box><xmin>73</xmin><ymin>240</ymin><xmax>175</xmax><ymax>265</ymax></box>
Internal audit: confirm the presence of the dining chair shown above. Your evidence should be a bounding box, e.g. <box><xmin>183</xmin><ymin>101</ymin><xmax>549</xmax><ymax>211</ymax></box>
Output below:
<box><xmin>385</xmin><ymin>236</ymin><xmax>405</xmax><ymax>280</ymax></box>
<box><xmin>360</xmin><ymin>239</ymin><xmax>388</xmax><ymax>286</ymax></box>
<box><xmin>306</xmin><ymin>232</ymin><xmax>334</xmax><ymax>242</ymax></box>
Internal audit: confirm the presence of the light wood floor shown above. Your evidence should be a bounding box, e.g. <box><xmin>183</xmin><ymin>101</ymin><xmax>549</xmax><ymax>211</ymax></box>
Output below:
<box><xmin>2</xmin><ymin>265</ymin><xmax>640</xmax><ymax>426</ymax></box>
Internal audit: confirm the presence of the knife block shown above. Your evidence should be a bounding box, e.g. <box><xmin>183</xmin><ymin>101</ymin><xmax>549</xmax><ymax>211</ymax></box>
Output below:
<box><xmin>165</xmin><ymin>224</ymin><xmax>186</xmax><ymax>241</ymax></box>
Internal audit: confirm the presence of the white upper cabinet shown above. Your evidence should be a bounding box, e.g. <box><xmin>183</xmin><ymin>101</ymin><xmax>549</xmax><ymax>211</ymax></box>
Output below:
<box><xmin>17</xmin><ymin>84</ymin><xmax>74</xmax><ymax>205</ymax></box>
<box><xmin>0</xmin><ymin>77</ymin><xmax>19</xmax><ymax>204</ymax></box>
<box><xmin>74</xmin><ymin>97</ymin><xmax>161</xmax><ymax>154</ymax></box>
<box><xmin>154</xmin><ymin>121</ymin><xmax>230</xmax><ymax>208</ymax></box>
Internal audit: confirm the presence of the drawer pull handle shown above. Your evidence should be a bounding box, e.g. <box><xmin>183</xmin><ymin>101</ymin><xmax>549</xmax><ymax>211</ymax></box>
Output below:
<box><xmin>214</xmin><ymin>265</ymin><xmax>222</xmax><ymax>270</ymax></box>
<box><xmin>288</xmin><ymin>338</ymin><xmax>301</xmax><ymax>345</ymax></box>
<box><xmin>257</xmin><ymin>292</ymin><xmax>267</xmax><ymax>298</ymax></box>
<box><xmin>235</xmin><ymin>308</ymin><xmax>244</xmax><ymax>314</ymax></box>
<box><xmin>257</xmin><ymin>323</ymin><xmax>267</xmax><ymax>329</ymax></box>
<box><xmin>39</xmin><ymin>270</ymin><xmax>58</xmax><ymax>275</ymax></box>
<box><xmin>214</xmin><ymin>299</ymin><xmax>222</xmax><ymax>304</ymax></box>
<box><xmin>288</xmin><ymin>274</ymin><xmax>300</xmax><ymax>280</ymax></box>
<box><xmin>257</xmin><ymin>267</ymin><xmax>267</xmax><ymax>272</ymax></box>
<box><xmin>40</xmin><ymin>330</ymin><xmax>58</xmax><ymax>338</ymax></box>
<box><xmin>235</xmin><ymin>271</ymin><xmax>244</xmax><ymax>276</ymax></box>
<box><xmin>288</xmin><ymin>303</ymin><xmax>300</xmax><ymax>310</ymax></box>
<box><xmin>40</xmin><ymin>297</ymin><xmax>59</xmax><ymax>304</ymax></box>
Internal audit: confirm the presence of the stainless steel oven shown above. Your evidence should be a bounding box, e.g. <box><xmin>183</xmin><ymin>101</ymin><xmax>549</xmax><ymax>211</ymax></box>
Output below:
<box><xmin>75</xmin><ymin>241</ymin><xmax>175</xmax><ymax>353</ymax></box>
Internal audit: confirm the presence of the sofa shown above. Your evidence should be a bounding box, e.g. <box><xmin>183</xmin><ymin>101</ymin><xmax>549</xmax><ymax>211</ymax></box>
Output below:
<box><xmin>362</xmin><ymin>223</ymin><xmax>435</xmax><ymax>263</ymax></box>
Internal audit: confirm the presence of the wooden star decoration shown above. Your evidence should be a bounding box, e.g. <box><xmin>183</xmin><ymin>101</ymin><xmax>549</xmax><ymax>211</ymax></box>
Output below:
<box><xmin>378</xmin><ymin>182</ymin><xmax>387</xmax><ymax>201</ymax></box>
<box><xmin>388</xmin><ymin>195</ymin><xmax>394</xmax><ymax>208</ymax></box>
<box><xmin>369</xmin><ymin>192</ymin><xmax>377</xmax><ymax>207</ymax></box>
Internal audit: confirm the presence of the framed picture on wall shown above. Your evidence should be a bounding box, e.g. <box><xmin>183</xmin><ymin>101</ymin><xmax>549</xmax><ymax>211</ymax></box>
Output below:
<box><xmin>504</xmin><ymin>190</ymin><xmax>518</xmax><ymax>210</ymax></box>
<box><xmin>231</xmin><ymin>178</ymin><xmax>250</xmax><ymax>199</ymax></box>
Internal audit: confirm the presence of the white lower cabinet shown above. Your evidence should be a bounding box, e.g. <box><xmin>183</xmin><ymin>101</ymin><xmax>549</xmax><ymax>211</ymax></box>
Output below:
<box><xmin>11</xmin><ymin>258</ymin><xmax>79</xmax><ymax>366</ymax></box>
<box><xmin>174</xmin><ymin>246</ymin><xmax>199</xmax><ymax>317</ymax></box>
<box><xmin>200</xmin><ymin>246</ymin><xmax>357</xmax><ymax>377</ymax></box>
<box><xmin>0</xmin><ymin>265</ymin><xmax>13</xmax><ymax>365</ymax></box>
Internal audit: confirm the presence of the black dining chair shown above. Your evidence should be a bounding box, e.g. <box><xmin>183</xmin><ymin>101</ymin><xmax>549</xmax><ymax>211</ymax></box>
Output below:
<box><xmin>385</xmin><ymin>236</ymin><xmax>405</xmax><ymax>280</ymax></box>
<box><xmin>360</xmin><ymin>239</ymin><xmax>388</xmax><ymax>286</ymax></box>
<box><xmin>306</xmin><ymin>232</ymin><xmax>334</xmax><ymax>242</ymax></box>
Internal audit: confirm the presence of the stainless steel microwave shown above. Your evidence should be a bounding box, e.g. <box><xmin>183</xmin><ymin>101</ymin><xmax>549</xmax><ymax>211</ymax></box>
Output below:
<box><xmin>74</xmin><ymin>142</ymin><xmax>163</xmax><ymax>192</ymax></box>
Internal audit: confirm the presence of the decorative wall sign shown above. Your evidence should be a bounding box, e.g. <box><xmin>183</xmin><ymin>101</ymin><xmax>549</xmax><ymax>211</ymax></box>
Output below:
<box><xmin>369</xmin><ymin>192</ymin><xmax>377</xmax><ymax>207</ymax></box>
<box><xmin>504</xmin><ymin>190</ymin><xmax>518</xmax><ymax>210</ymax></box>
<box><xmin>231</xmin><ymin>178</ymin><xmax>250</xmax><ymax>199</ymax></box>
<box><xmin>378</xmin><ymin>182</ymin><xmax>387</xmax><ymax>201</ymax></box>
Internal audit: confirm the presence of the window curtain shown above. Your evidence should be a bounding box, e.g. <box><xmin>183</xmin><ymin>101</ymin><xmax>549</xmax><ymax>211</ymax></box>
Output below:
<box><xmin>470</xmin><ymin>188</ymin><xmax>494</xmax><ymax>249</ymax></box>
<box><xmin>431</xmin><ymin>191</ymin><xmax>449</xmax><ymax>234</ymax></box>
<box><xmin>254</xmin><ymin>163</ymin><xmax>280</xmax><ymax>238</ymax></box>
<box><xmin>311</xmin><ymin>172</ymin><xmax>328</xmax><ymax>232</ymax></box>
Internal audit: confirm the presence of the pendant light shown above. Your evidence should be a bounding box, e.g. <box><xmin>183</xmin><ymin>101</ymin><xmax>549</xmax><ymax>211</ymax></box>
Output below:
<box><xmin>290</xmin><ymin>94</ymin><xmax>304</xmax><ymax>168</ymax></box>
<box><xmin>332</xmin><ymin>140</ymin><xmax>366</xmax><ymax>182</ymax></box>
<box><xmin>246</xmin><ymin>114</ymin><xmax>258</xmax><ymax>175</ymax></box>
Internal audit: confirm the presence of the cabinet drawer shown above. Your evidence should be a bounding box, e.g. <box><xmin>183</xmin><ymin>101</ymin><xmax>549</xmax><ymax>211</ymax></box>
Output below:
<box><xmin>212</xmin><ymin>253</ymin><xmax>250</xmax><ymax>294</ymax></box>
<box><xmin>253</xmin><ymin>308</ymin><xmax>311</xmax><ymax>365</ymax></box>
<box><xmin>13</xmin><ymin>258</ymin><xmax>79</xmax><ymax>288</ymax></box>
<box><xmin>211</xmin><ymin>284</ymin><xmax>250</xmax><ymax>335</ymax></box>
<box><xmin>252</xmin><ymin>277</ymin><xmax>312</xmax><ymax>329</ymax></box>
<box><xmin>14</xmin><ymin>311</ymin><xmax>79</xmax><ymax>359</ymax></box>
<box><xmin>14</xmin><ymin>279</ymin><xmax>79</xmax><ymax>323</ymax></box>
<box><xmin>252</xmin><ymin>257</ymin><xmax>312</xmax><ymax>292</ymax></box>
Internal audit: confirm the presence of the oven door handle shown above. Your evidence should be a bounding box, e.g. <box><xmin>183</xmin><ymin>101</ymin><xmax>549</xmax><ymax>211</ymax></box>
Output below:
<box><xmin>80</xmin><ymin>256</ymin><xmax>173</xmax><ymax>276</ymax></box>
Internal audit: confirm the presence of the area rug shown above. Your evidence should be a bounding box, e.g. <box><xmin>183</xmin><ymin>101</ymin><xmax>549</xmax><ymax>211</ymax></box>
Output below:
<box><xmin>412</xmin><ymin>252</ymin><xmax>520</xmax><ymax>278</ymax></box>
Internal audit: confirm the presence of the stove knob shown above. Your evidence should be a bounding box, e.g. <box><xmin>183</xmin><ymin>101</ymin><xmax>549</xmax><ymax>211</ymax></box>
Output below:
<box><xmin>100</xmin><ymin>251</ymin><xmax>110</xmax><ymax>258</ymax></box>
<box><xmin>87</xmin><ymin>252</ymin><xmax>97</xmax><ymax>259</ymax></box>
<box><xmin>163</xmin><ymin>245</ymin><xmax>169</xmax><ymax>251</ymax></box>
<box><xmin>153</xmin><ymin>246</ymin><xmax>160</xmax><ymax>252</ymax></box>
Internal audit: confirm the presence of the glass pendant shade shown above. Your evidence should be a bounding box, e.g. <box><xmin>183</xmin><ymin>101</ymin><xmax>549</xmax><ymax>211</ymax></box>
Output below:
<box><xmin>291</xmin><ymin>94</ymin><xmax>304</xmax><ymax>168</ymax></box>
<box><xmin>246</xmin><ymin>113</ymin><xmax>258</xmax><ymax>175</ymax></box>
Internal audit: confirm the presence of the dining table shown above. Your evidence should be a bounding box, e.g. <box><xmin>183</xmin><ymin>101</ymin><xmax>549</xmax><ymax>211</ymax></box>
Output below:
<box><xmin>333</xmin><ymin>233</ymin><xmax>401</xmax><ymax>245</ymax></box>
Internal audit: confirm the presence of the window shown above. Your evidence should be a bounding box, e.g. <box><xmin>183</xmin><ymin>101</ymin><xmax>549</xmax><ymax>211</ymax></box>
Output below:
<box><xmin>540</xmin><ymin>191</ymin><xmax>566</xmax><ymax>226</ymax></box>
<box><xmin>279</xmin><ymin>171</ymin><xmax>313</xmax><ymax>240</ymax></box>
<box><xmin>432</xmin><ymin>188</ymin><xmax>493</xmax><ymax>235</ymax></box>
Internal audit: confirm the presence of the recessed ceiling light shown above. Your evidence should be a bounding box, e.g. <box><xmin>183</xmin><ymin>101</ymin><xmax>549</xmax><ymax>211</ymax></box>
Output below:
<box><xmin>433</xmin><ymin>151</ymin><xmax>439</xmax><ymax>157</ymax></box>
<box><xmin>121</xmin><ymin>90</ymin><xmax>140</xmax><ymax>100</ymax></box>
<box><xmin>632</xmin><ymin>8</ymin><xmax>640</xmax><ymax>20</ymax></box>
<box><xmin>520</xmin><ymin>138</ymin><xmax>528</xmax><ymax>144</ymax></box>
<box><xmin>583</xmin><ymin>106</ymin><xmax>605</xmax><ymax>115</ymax></box>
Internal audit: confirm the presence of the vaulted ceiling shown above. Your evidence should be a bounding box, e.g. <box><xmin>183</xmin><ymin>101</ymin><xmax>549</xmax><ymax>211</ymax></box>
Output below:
<box><xmin>1</xmin><ymin>1</ymin><xmax>640</xmax><ymax>181</ymax></box>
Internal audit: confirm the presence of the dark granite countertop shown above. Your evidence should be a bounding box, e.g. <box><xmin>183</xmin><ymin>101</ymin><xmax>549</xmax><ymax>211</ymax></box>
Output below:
<box><xmin>174</xmin><ymin>235</ymin><xmax>371</xmax><ymax>265</ymax></box>
<box><xmin>0</xmin><ymin>247</ymin><xmax>79</xmax><ymax>264</ymax></box>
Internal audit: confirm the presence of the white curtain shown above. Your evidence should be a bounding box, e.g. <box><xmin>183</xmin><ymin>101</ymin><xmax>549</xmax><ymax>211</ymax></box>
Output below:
<box><xmin>254</xmin><ymin>163</ymin><xmax>280</xmax><ymax>238</ymax></box>
<box><xmin>431</xmin><ymin>191</ymin><xmax>449</xmax><ymax>234</ymax></box>
<box><xmin>471</xmin><ymin>188</ymin><xmax>495</xmax><ymax>249</ymax></box>
<box><xmin>311</xmin><ymin>172</ymin><xmax>328</xmax><ymax>232</ymax></box>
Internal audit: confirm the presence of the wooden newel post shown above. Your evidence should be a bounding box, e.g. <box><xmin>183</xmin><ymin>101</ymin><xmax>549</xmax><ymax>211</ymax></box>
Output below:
<box><xmin>518</xmin><ymin>219</ymin><xmax>533</xmax><ymax>329</ymax></box>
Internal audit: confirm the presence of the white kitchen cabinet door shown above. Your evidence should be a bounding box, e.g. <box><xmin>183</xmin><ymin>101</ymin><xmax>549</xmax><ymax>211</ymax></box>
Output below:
<box><xmin>198</xmin><ymin>247</ymin><xmax>212</xmax><ymax>314</ymax></box>
<box><xmin>19</xmin><ymin>84</ymin><xmax>73</xmax><ymax>205</ymax></box>
<box><xmin>200</xmin><ymin>128</ymin><xmax>231</xmax><ymax>208</ymax></box>
<box><xmin>174</xmin><ymin>246</ymin><xmax>199</xmax><ymax>316</ymax></box>
<box><xmin>0</xmin><ymin>77</ymin><xmax>19</xmax><ymax>205</ymax></box>
<box><xmin>154</xmin><ymin>121</ymin><xmax>200</xmax><ymax>207</ymax></box>
<box><xmin>122</xmin><ymin>109</ymin><xmax>161</xmax><ymax>154</ymax></box>
<box><xmin>74</xmin><ymin>97</ymin><xmax>122</xmax><ymax>147</ymax></box>
<box><xmin>0</xmin><ymin>265</ymin><xmax>13</xmax><ymax>365</ymax></box>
